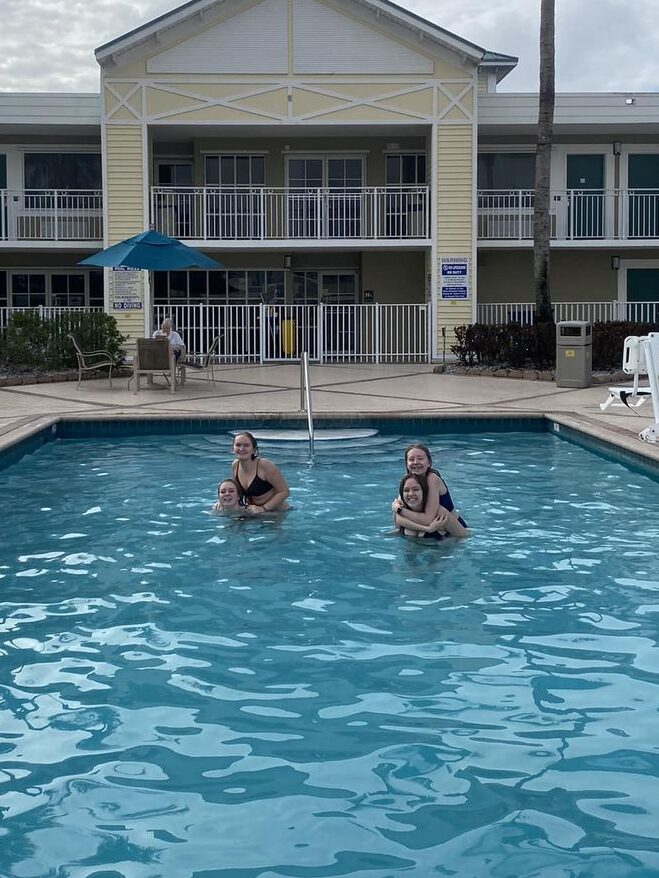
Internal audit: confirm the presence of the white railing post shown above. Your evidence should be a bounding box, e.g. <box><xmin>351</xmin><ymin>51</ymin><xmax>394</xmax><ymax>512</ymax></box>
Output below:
<box><xmin>259</xmin><ymin>302</ymin><xmax>266</xmax><ymax>364</ymax></box>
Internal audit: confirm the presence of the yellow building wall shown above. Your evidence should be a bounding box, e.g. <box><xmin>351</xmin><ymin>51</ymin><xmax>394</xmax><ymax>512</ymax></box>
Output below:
<box><xmin>105</xmin><ymin>124</ymin><xmax>148</xmax><ymax>339</ymax></box>
<box><xmin>435</xmin><ymin>124</ymin><xmax>475</xmax><ymax>345</ymax></box>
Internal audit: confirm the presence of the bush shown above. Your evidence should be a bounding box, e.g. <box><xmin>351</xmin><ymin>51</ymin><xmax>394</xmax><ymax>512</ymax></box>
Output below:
<box><xmin>452</xmin><ymin>320</ymin><xmax>658</xmax><ymax>371</ymax></box>
<box><xmin>0</xmin><ymin>311</ymin><xmax>127</xmax><ymax>370</ymax></box>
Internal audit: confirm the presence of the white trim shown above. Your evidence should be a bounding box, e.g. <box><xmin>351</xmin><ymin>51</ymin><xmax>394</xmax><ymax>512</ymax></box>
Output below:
<box><xmin>430</xmin><ymin>121</ymin><xmax>437</xmax><ymax>359</ymax></box>
<box><xmin>619</xmin><ymin>146</ymin><xmax>659</xmax><ymax>192</ymax></box>
<box><xmin>282</xmin><ymin>149</ymin><xmax>370</xmax><ymax>155</ymax></box>
<box><xmin>471</xmin><ymin>74</ymin><xmax>478</xmax><ymax>324</ymax></box>
<box><xmin>142</xmin><ymin>111</ymin><xmax>151</xmax><ymax>330</ymax></box>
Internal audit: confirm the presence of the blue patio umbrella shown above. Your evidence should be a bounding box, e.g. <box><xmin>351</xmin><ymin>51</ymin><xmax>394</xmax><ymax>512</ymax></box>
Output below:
<box><xmin>79</xmin><ymin>229</ymin><xmax>223</xmax><ymax>270</ymax></box>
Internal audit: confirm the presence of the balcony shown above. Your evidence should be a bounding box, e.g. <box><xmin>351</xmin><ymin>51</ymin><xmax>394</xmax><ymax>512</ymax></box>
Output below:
<box><xmin>478</xmin><ymin>188</ymin><xmax>659</xmax><ymax>242</ymax></box>
<box><xmin>0</xmin><ymin>190</ymin><xmax>103</xmax><ymax>244</ymax></box>
<box><xmin>150</xmin><ymin>186</ymin><xmax>429</xmax><ymax>244</ymax></box>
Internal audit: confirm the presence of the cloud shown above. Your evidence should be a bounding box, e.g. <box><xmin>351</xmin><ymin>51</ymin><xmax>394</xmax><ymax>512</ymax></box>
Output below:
<box><xmin>0</xmin><ymin>0</ymin><xmax>657</xmax><ymax>93</ymax></box>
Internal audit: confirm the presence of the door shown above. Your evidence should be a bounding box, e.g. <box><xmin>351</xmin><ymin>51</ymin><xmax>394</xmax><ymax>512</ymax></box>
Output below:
<box><xmin>0</xmin><ymin>154</ymin><xmax>5</xmax><ymax>240</ymax></box>
<box><xmin>627</xmin><ymin>154</ymin><xmax>659</xmax><ymax>238</ymax></box>
<box><xmin>205</xmin><ymin>155</ymin><xmax>265</xmax><ymax>239</ymax></box>
<box><xmin>287</xmin><ymin>158</ymin><xmax>323</xmax><ymax>238</ymax></box>
<box><xmin>287</xmin><ymin>157</ymin><xmax>364</xmax><ymax>238</ymax></box>
<box><xmin>155</xmin><ymin>161</ymin><xmax>193</xmax><ymax>237</ymax></box>
<box><xmin>320</xmin><ymin>272</ymin><xmax>359</xmax><ymax>358</ymax></box>
<box><xmin>626</xmin><ymin>268</ymin><xmax>659</xmax><ymax>322</ymax></box>
<box><xmin>567</xmin><ymin>154</ymin><xmax>604</xmax><ymax>238</ymax></box>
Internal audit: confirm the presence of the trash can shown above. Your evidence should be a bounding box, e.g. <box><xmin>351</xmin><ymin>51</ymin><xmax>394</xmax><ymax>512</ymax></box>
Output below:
<box><xmin>282</xmin><ymin>319</ymin><xmax>296</xmax><ymax>356</ymax></box>
<box><xmin>556</xmin><ymin>321</ymin><xmax>592</xmax><ymax>388</ymax></box>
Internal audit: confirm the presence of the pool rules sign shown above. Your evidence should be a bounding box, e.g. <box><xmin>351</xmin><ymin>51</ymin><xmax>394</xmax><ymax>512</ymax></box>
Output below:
<box><xmin>439</xmin><ymin>256</ymin><xmax>470</xmax><ymax>301</ymax></box>
<box><xmin>111</xmin><ymin>267</ymin><xmax>143</xmax><ymax>311</ymax></box>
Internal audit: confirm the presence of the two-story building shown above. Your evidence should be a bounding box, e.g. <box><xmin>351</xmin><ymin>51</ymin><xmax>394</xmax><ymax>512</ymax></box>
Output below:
<box><xmin>1</xmin><ymin>0</ymin><xmax>658</xmax><ymax>363</ymax></box>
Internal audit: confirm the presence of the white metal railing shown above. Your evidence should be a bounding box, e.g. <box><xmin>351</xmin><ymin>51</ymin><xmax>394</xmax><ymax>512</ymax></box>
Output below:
<box><xmin>150</xmin><ymin>186</ymin><xmax>429</xmax><ymax>241</ymax></box>
<box><xmin>478</xmin><ymin>188</ymin><xmax>659</xmax><ymax>241</ymax></box>
<box><xmin>153</xmin><ymin>303</ymin><xmax>431</xmax><ymax>363</ymax></box>
<box><xmin>478</xmin><ymin>301</ymin><xmax>659</xmax><ymax>325</ymax></box>
<box><xmin>0</xmin><ymin>190</ymin><xmax>103</xmax><ymax>242</ymax></box>
<box><xmin>0</xmin><ymin>305</ymin><xmax>103</xmax><ymax>331</ymax></box>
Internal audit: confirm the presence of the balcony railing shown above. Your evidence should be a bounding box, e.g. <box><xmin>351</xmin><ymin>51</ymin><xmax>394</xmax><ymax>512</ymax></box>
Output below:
<box><xmin>150</xmin><ymin>186</ymin><xmax>429</xmax><ymax>242</ymax></box>
<box><xmin>0</xmin><ymin>190</ymin><xmax>103</xmax><ymax>242</ymax></box>
<box><xmin>478</xmin><ymin>188</ymin><xmax>659</xmax><ymax>241</ymax></box>
<box><xmin>478</xmin><ymin>301</ymin><xmax>659</xmax><ymax>325</ymax></box>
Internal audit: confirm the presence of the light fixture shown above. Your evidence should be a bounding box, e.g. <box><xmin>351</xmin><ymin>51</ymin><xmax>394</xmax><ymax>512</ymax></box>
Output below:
<box><xmin>611</xmin><ymin>255</ymin><xmax>621</xmax><ymax>271</ymax></box>
<box><xmin>613</xmin><ymin>141</ymin><xmax>622</xmax><ymax>155</ymax></box>
<box><xmin>625</xmin><ymin>97</ymin><xmax>636</xmax><ymax>105</ymax></box>
<box><xmin>284</xmin><ymin>254</ymin><xmax>292</xmax><ymax>270</ymax></box>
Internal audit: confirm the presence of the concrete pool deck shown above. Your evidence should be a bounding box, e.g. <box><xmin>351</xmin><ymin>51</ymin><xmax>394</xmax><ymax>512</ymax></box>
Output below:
<box><xmin>1</xmin><ymin>364</ymin><xmax>658</xmax><ymax>465</ymax></box>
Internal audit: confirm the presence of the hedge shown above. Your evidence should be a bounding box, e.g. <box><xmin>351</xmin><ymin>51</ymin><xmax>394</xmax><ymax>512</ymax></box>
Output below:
<box><xmin>0</xmin><ymin>311</ymin><xmax>127</xmax><ymax>370</ymax></box>
<box><xmin>451</xmin><ymin>321</ymin><xmax>658</xmax><ymax>371</ymax></box>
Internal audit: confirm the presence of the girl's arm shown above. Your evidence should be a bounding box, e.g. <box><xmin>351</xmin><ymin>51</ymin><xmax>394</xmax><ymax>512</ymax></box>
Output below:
<box><xmin>427</xmin><ymin>510</ymin><xmax>469</xmax><ymax>538</ymax></box>
<box><xmin>393</xmin><ymin>512</ymin><xmax>438</xmax><ymax>534</ymax></box>
<box><xmin>251</xmin><ymin>459</ymin><xmax>290</xmax><ymax>512</ymax></box>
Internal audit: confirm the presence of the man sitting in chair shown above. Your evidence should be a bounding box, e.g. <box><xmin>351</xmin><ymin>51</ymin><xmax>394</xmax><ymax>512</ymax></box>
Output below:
<box><xmin>153</xmin><ymin>318</ymin><xmax>185</xmax><ymax>360</ymax></box>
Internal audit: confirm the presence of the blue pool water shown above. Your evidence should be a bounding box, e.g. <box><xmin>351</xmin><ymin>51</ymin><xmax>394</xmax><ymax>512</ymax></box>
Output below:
<box><xmin>2</xmin><ymin>429</ymin><xmax>659</xmax><ymax>878</ymax></box>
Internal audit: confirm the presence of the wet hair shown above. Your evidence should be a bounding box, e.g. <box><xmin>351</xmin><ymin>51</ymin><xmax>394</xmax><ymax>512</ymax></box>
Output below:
<box><xmin>234</xmin><ymin>431</ymin><xmax>259</xmax><ymax>459</ymax></box>
<box><xmin>404</xmin><ymin>443</ymin><xmax>432</xmax><ymax>472</ymax></box>
<box><xmin>398</xmin><ymin>472</ymin><xmax>428</xmax><ymax>510</ymax></box>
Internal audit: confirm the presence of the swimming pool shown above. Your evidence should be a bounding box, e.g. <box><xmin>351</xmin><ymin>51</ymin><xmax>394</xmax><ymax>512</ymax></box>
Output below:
<box><xmin>2</xmin><ymin>426</ymin><xmax>659</xmax><ymax>877</ymax></box>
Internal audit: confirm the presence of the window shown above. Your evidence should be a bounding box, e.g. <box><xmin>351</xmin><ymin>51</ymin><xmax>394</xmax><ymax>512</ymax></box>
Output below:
<box><xmin>24</xmin><ymin>154</ymin><xmax>101</xmax><ymax>190</ymax></box>
<box><xmin>205</xmin><ymin>155</ymin><xmax>265</xmax><ymax>186</ymax></box>
<box><xmin>0</xmin><ymin>271</ymin><xmax>7</xmax><ymax>306</ymax></box>
<box><xmin>152</xmin><ymin>270</ymin><xmax>285</xmax><ymax>306</ymax></box>
<box><xmin>385</xmin><ymin>154</ymin><xmax>426</xmax><ymax>185</ymax></box>
<box><xmin>8</xmin><ymin>270</ymin><xmax>101</xmax><ymax>307</ymax></box>
<box><xmin>0</xmin><ymin>154</ymin><xmax>6</xmax><ymax>190</ymax></box>
<box><xmin>478</xmin><ymin>153</ymin><xmax>535</xmax><ymax>190</ymax></box>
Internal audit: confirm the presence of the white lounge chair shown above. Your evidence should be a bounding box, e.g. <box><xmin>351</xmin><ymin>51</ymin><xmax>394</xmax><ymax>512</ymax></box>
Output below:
<box><xmin>640</xmin><ymin>333</ymin><xmax>659</xmax><ymax>443</ymax></box>
<box><xmin>600</xmin><ymin>335</ymin><xmax>652</xmax><ymax>411</ymax></box>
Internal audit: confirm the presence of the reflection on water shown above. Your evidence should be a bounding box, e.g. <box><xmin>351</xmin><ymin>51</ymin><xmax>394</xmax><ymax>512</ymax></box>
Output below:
<box><xmin>1</xmin><ymin>432</ymin><xmax>659</xmax><ymax>876</ymax></box>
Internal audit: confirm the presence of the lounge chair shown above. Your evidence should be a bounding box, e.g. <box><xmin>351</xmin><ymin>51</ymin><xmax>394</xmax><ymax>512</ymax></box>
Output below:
<box><xmin>600</xmin><ymin>335</ymin><xmax>652</xmax><ymax>411</ymax></box>
<box><xmin>181</xmin><ymin>335</ymin><xmax>222</xmax><ymax>386</ymax></box>
<box><xmin>129</xmin><ymin>337</ymin><xmax>178</xmax><ymax>394</ymax></box>
<box><xmin>68</xmin><ymin>333</ymin><xmax>115</xmax><ymax>390</ymax></box>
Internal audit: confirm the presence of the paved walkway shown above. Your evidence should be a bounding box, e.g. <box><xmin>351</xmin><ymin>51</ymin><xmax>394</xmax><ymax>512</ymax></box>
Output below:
<box><xmin>1</xmin><ymin>364</ymin><xmax>658</xmax><ymax>463</ymax></box>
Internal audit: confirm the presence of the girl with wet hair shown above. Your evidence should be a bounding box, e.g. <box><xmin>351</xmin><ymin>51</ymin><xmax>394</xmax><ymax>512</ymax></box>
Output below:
<box><xmin>392</xmin><ymin>442</ymin><xmax>467</xmax><ymax>528</ymax></box>
<box><xmin>393</xmin><ymin>473</ymin><xmax>468</xmax><ymax>539</ymax></box>
<box><xmin>213</xmin><ymin>478</ymin><xmax>244</xmax><ymax>513</ymax></box>
<box><xmin>231</xmin><ymin>431</ymin><xmax>290</xmax><ymax>514</ymax></box>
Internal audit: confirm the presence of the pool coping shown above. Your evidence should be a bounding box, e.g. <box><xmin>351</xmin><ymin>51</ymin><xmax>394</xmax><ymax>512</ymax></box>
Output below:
<box><xmin>2</xmin><ymin>408</ymin><xmax>659</xmax><ymax>479</ymax></box>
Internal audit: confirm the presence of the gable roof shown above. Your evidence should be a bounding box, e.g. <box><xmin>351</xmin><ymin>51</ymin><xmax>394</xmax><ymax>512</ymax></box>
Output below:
<box><xmin>96</xmin><ymin>0</ymin><xmax>511</xmax><ymax>70</ymax></box>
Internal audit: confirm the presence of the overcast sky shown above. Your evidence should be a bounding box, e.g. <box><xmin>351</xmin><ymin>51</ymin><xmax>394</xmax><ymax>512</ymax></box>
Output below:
<box><xmin>0</xmin><ymin>0</ymin><xmax>656</xmax><ymax>94</ymax></box>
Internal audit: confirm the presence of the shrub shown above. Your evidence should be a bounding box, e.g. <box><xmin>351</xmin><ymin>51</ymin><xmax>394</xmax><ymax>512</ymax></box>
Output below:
<box><xmin>0</xmin><ymin>311</ymin><xmax>127</xmax><ymax>370</ymax></box>
<box><xmin>452</xmin><ymin>320</ymin><xmax>658</xmax><ymax>371</ymax></box>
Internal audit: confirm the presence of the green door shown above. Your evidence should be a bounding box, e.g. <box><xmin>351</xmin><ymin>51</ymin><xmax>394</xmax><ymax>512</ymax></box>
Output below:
<box><xmin>567</xmin><ymin>154</ymin><xmax>604</xmax><ymax>238</ymax></box>
<box><xmin>628</xmin><ymin>154</ymin><xmax>659</xmax><ymax>237</ymax></box>
<box><xmin>627</xmin><ymin>267</ymin><xmax>659</xmax><ymax>322</ymax></box>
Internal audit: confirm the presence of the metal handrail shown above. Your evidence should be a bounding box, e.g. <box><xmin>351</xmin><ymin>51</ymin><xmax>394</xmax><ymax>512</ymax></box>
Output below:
<box><xmin>300</xmin><ymin>350</ymin><xmax>315</xmax><ymax>456</ymax></box>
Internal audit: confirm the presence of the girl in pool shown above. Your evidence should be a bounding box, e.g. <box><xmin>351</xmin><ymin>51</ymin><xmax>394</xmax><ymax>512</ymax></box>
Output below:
<box><xmin>231</xmin><ymin>431</ymin><xmax>290</xmax><ymax>514</ymax></box>
<box><xmin>213</xmin><ymin>478</ymin><xmax>244</xmax><ymax>513</ymax></box>
<box><xmin>393</xmin><ymin>473</ymin><xmax>468</xmax><ymax>539</ymax></box>
<box><xmin>392</xmin><ymin>442</ymin><xmax>467</xmax><ymax>528</ymax></box>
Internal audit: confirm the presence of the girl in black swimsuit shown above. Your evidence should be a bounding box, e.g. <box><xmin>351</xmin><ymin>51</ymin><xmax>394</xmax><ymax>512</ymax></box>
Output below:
<box><xmin>231</xmin><ymin>431</ymin><xmax>290</xmax><ymax>515</ymax></box>
<box><xmin>393</xmin><ymin>443</ymin><xmax>467</xmax><ymax>529</ymax></box>
<box><xmin>393</xmin><ymin>473</ymin><xmax>468</xmax><ymax>540</ymax></box>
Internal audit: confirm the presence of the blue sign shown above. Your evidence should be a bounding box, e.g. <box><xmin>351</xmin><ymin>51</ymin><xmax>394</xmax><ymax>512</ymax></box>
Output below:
<box><xmin>441</xmin><ymin>264</ymin><xmax>468</xmax><ymax>277</ymax></box>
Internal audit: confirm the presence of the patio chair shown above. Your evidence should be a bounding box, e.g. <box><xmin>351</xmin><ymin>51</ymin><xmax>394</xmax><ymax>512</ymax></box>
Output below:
<box><xmin>181</xmin><ymin>335</ymin><xmax>222</xmax><ymax>387</ymax></box>
<box><xmin>600</xmin><ymin>335</ymin><xmax>652</xmax><ymax>411</ymax></box>
<box><xmin>130</xmin><ymin>337</ymin><xmax>177</xmax><ymax>394</ymax></box>
<box><xmin>68</xmin><ymin>333</ymin><xmax>115</xmax><ymax>390</ymax></box>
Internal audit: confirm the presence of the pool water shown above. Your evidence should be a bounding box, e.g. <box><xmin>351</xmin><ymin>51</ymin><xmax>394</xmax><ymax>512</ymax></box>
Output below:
<box><xmin>2</xmin><ymin>430</ymin><xmax>659</xmax><ymax>877</ymax></box>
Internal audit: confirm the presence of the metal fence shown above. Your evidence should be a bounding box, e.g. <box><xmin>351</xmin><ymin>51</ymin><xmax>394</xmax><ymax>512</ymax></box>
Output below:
<box><xmin>0</xmin><ymin>306</ymin><xmax>103</xmax><ymax>331</ymax></box>
<box><xmin>150</xmin><ymin>186</ymin><xmax>429</xmax><ymax>241</ymax></box>
<box><xmin>153</xmin><ymin>303</ymin><xmax>431</xmax><ymax>363</ymax></box>
<box><xmin>477</xmin><ymin>301</ymin><xmax>659</xmax><ymax>325</ymax></box>
<box><xmin>0</xmin><ymin>190</ymin><xmax>103</xmax><ymax>241</ymax></box>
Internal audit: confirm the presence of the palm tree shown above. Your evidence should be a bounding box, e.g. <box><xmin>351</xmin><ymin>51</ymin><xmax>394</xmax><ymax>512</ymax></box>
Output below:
<box><xmin>533</xmin><ymin>0</ymin><xmax>555</xmax><ymax>323</ymax></box>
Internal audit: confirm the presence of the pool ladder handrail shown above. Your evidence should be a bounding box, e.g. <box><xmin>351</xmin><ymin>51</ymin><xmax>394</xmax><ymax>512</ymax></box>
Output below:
<box><xmin>300</xmin><ymin>350</ymin><xmax>315</xmax><ymax>456</ymax></box>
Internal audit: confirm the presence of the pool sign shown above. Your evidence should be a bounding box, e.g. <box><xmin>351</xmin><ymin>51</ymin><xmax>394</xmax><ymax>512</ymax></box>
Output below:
<box><xmin>439</xmin><ymin>256</ymin><xmax>470</xmax><ymax>300</ymax></box>
<box><xmin>111</xmin><ymin>266</ymin><xmax>143</xmax><ymax>311</ymax></box>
